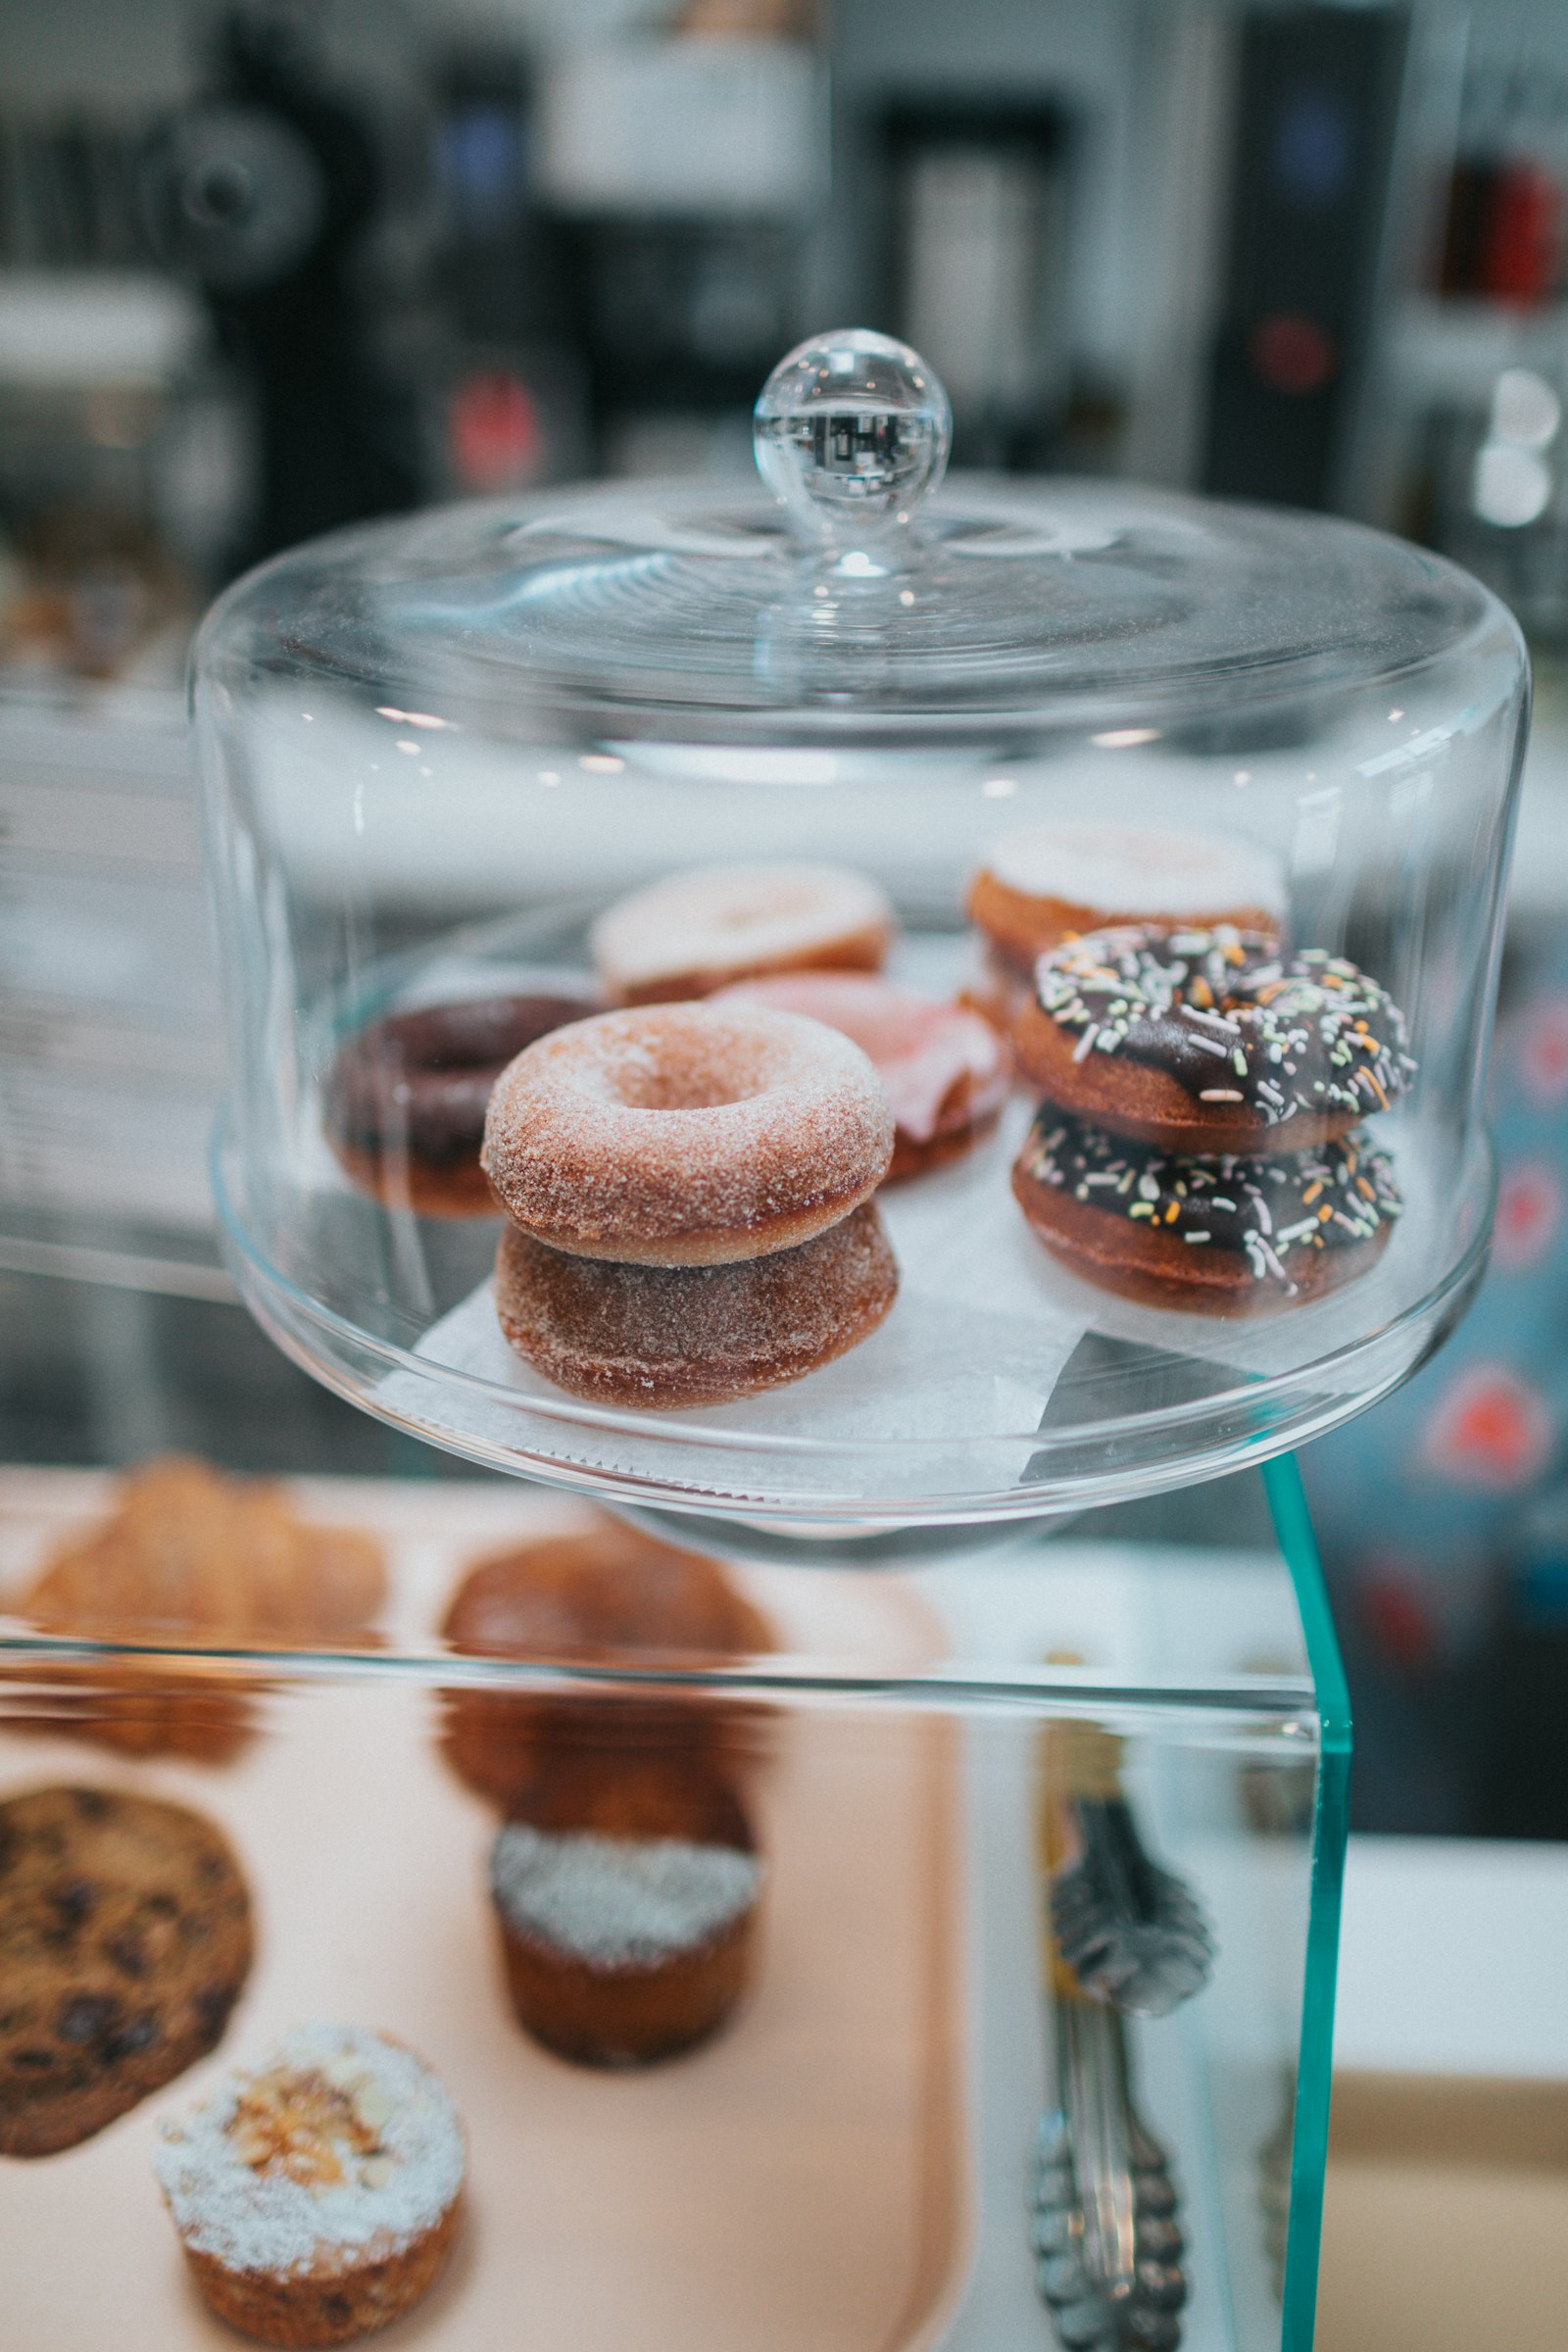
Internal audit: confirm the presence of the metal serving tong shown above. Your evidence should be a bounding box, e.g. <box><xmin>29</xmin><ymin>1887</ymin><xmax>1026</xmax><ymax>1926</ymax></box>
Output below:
<box><xmin>1045</xmin><ymin>1716</ymin><xmax>1214</xmax><ymax>2019</ymax></box>
<box><xmin>1031</xmin><ymin>1992</ymin><xmax>1187</xmax><ymax>2352</ymax></box>
<box><xmin>1028</xmin><ymin>1710</ymin><xmax>1196</xmax><ymax>2350</ymax></box>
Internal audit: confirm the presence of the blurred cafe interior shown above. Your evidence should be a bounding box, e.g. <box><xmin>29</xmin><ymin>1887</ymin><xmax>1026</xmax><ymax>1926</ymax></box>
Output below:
<box><xmin>2</xmin><ymin>3</ymin><xmax>1568</xmax><ymax>2345</ymax></box>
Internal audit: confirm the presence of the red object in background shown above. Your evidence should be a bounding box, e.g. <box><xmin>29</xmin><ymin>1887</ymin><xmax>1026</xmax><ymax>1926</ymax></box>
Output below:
<box><xmin>1439</xmin><ymin>155</ymin><xmax>1564</xmax><ymax>306</ymax></box>
<box><xmin>1516</xmin><ymin>993</ymin><xmax>1568</xmax><ymax>1106</ymax></box>
<box><xmin>1484</xmin><ymin>161</ymin><xmax>1563</xmax><ymax>308</ymax></box>
<box><xmin>1362</xmin><ymin>1567</ymin><xmax>1437</xmax><ymax>1670</ymax></box>
<box><xmin>450</xmin><ymin>368</ymin><xmax>545</xmax><ymax>495</ymax></box>
<box><xmin>1249</xmin><ymin>313</ymin><xmax>1338</xmax><ymax>396</ymax></box>
<box><xmin>1420</xmin><ymin>1363</ymin><xmax>1554</xmax><ymax>1492</ymax></box>
<box><xmin>1493</xmin><ymin>1158</ymin><xmax>1564</xmax><ymax>1271</ymax></box>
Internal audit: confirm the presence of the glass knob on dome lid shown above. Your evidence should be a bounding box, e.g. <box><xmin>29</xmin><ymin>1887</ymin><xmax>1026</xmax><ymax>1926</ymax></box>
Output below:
<box><xmin>754</xmin><ymin>327</ymin><xmax>952</xmax><ymax>555</ymax></box>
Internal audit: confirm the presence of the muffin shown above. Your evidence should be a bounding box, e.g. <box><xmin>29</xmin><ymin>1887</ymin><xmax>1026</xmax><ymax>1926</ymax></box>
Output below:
<box><xmin>154</xmin><ymin>2023</ymin><xmax>466</xmax><ymax>2347</ymax></box>
<box><xmin>488</xmin><ymin>1753</ymin><xmax>762</xmax><ymax>2067</ymax></box>
<box><xmin>440</xmin><ymin>1517</ymin><xmax>774</xmax><ymax>1809</ymax></box>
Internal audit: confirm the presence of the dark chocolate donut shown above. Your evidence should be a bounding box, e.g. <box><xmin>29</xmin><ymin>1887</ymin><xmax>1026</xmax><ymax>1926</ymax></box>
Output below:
<box><xmin>1011</xmin><ymin>1107</ymin><xmax>1401</xmax><ymax>1314</ymax></box>
<box><xmin>1013</xmin><ymin>926</ymin><xmax>1414</xmax><ymax>1155</ymax></box>
<box><xmin>326</xmin><ymin>992</ymin><xmax>598</xmax><ymax>1216</ymax></box>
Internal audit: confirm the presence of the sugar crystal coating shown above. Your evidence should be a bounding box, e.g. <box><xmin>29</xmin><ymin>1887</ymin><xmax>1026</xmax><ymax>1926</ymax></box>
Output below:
<box><xmin>490</xmin><ymin>1823</ymin><xmax>761</xmax><ymax>1971</ymax></box>
<box><xmin>153</xmin><ymin>2023</ymin><xmax>465</xmax><ymax>2276</ymax></box>
<box><xmin>482</xmin><ymin>1002</ymin><xmax>895</xmax><ymax>1263</ymax></box>
<box><xmin>493</xmin><ymin>1200</ymin><xmax>899</xmax><ymax>1406</ymax></box>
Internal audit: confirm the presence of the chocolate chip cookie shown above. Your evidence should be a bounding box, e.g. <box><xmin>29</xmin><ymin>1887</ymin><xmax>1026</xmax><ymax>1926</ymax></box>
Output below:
<box><xmin>0</xmin><ymin>1785</ymin><xmax>254</xmax><ymax>2157</ymax></box>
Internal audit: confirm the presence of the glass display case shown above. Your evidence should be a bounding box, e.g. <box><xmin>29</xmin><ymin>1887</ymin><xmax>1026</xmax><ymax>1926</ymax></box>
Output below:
<box><xmin>0</xmin><ymin>1455</ymin><xmax>1345</xmax><ymax>2352</ymax></box>
<box><xmin>193</xmin><ymin>329</ymin><xmax>1527</xmax><ymax>1544</ymax></box>
<box><xmin>1</xmin><ymin>328</ymin><xmax>1517</xmax><ymax>2350</ymax></box>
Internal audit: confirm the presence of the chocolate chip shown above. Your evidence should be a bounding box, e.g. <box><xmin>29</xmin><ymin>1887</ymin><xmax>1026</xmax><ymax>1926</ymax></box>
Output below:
<box><xmin>102</xmin><ymin>2013</ymin><xmax>158</xmax><ymax>2060</ymax></box>
<box><xmin>69</xmin><ymin>1789</ymin><xmax>111</xmax><ymax>1821</ymax></box>
<box><xmin>56</xmin><ymin>1993</ymin><xmax>121</xmax><ymax>2043</ymax></box>
<box><xmin>193</xmin><ymin>1986</ymin><xmax>233</xmax><ymax>2043</ymax></box>
<box><xmin>137</xmin><ymin>1892</ymin><xmax>178</xmax><ymax>1921</ymax></box>
<box><xmin>48</xmin><ymin>1879</ymin><xmax>97</xmax><ymax>1933</ymax></box>
<box><xmin>322</xmin><ymin>2297</ymin><xmax>353</xmax><ymax>2326</ymax></box>
<box><xmin>196</xmin><ymin>1853</ymin><xmax>226</xmax><ymax>1884</ymax></box>
<box><xmin>104</xmin><ymin>1933</ymin><xmax>148</xmax><ymax>1978</ymax></box>
<box><xmin>13</xmin><ymin>2048</ymin><xmax>55</xmax><ymax>2072</ymax></box>
<box><xmin>0</xmin><ymin>1820</ymin><xmax>17</xmax><ymax>1875</ymax></box>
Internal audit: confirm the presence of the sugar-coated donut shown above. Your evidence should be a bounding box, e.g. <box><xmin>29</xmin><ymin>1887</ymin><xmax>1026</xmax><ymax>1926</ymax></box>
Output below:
<box><xmin>713</xmin><ymin>973</ymin><xmax>1010</xmax><ymax>1181</ymax></box>
<box><xmin>439</xmin><ymin>1519</ymin><xmax>774</xmax><ymax>1810</ymax></box>
<box><xmin>1012</xmin><ymin>1109</ymin><xmax>1400</xmax><ymax>1314</ymax></box>
<box><xmin>591</xmin><ymin>860</ymin><xmax>895</xmax><ymax>1004</ymax></box>
<box><xmin>482</xmin><ymin>1002</ymin><xmax>894</xmax><ymax>1266</ymax></box>
<box><xmin>488</xmin><ymin>1754</ymin><xmax>761</xmax><ymax>2068</ymax></box>
<box><xmin>154</xmin><ymin>2023</ymin><xmax>466</xmax><ymax>2347</ymax></box>
<box><xmin>967</xmin><ymin>822</ymin><xmax>1284</xmax><ymax>974</ymax></box>
<box><xmin>1013</xmin><ymin>926</ymin><xmax>1415</xmax><ymax>1155</ymax></box>
<box><xmin>325</xmin><ymin>992</ymin><xmax>598</xmax><ymax>1215</ymax></box>
<box><xmin>493</xmin><ymin>1200</ymin><xmax>898</xmax><ymax>1408</ymax></box>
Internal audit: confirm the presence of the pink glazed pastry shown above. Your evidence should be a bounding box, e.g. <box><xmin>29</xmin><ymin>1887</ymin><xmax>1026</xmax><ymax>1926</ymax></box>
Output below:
<box><xmin>715</xmin><ymin>974</ymin><xmax>1010</xmax><ymax>1182</ymax></box>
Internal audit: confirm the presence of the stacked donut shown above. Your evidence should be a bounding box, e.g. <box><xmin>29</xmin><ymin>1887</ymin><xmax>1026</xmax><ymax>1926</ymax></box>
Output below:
<box><xmin>1006</xmin><ymin>921</ymin><xmax>1416</xmax><ymax>1316</ymax></box>
<box><xmin>480</xmin><ymin>1000</ymin><xmax>900</xmax><ymax>1406</ymax></box>
<box><xmin>966</xmin><ymin>820</ymin><xmax>1287</xmax><ymax>1001</ymax></box>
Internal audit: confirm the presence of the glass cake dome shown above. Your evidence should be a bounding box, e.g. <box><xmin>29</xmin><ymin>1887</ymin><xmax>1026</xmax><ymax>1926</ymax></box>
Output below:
<box><xmin>195</xmin><ymin>328</ymin><xmax>1528</xmax><ymax>1545</ymax></box>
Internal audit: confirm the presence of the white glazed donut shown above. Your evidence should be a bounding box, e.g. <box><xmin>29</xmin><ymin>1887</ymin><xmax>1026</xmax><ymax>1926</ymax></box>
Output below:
<box><xmin>481</xmin><ymin>1002</ymin><xmax>895</xmax><ymax>1264</ymax></box>
<box><xmin>590</xmin><ymin>861</ymin><xmax>895</xmax><ymax>1004</ymax></box>
<box><xmin>968</xmin><ymin>822</ymin><xmax>1285</xmax><ymax>973</ymax></box>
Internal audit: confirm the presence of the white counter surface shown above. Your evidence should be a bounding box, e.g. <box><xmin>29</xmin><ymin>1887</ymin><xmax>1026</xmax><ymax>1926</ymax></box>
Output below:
<box><xmin>1335</xmin><ymin>1834</ymin><xmax>1568</xmax><ymax>2078</ymax></box>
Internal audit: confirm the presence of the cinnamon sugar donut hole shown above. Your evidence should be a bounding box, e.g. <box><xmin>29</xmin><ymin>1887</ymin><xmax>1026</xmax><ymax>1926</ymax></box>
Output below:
<box><xmin>481</xmin><ymin>1003</ymin><xmax>894</xmax><ymax>1266</ymax></box>
<box><xmin>493</xmin><ymin>1201</ymin><xmax>898</xmax><ymax>1409</ymax></box>
<box><xmin>591</xmin><ymin>861</ymin><xmax>894</xmax><ymax>1004</ymax></box>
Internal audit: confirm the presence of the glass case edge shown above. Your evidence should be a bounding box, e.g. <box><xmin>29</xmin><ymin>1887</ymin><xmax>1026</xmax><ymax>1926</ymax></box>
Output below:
<box><xmin>1263</xmin><ymin>1450</ymin><xmax>1351</xmax><ymax>2352</ymax></box>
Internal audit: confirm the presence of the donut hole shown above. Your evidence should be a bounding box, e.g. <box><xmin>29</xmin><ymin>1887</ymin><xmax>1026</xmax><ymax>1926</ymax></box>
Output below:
<box><xmin>602</xmin><ymin>1039</ymin><xmax>779</xmax><ymax>1114</ymax></box>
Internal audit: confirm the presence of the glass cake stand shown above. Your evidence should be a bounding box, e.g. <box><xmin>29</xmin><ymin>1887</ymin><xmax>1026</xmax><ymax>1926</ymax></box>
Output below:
<box><xmin>195</xmin><ymin>329</ymin><xmax>1525</xmax><ymax>1556</ymax></box>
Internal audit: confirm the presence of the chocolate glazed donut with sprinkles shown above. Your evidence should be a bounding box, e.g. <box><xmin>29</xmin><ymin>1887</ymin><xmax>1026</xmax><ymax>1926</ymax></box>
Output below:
<box><xmin>1012</xmin><ymin>924</ymin><xmax>1415</xmax><ymax>1156</ymax></box>
<box><xmin>1012</xmin><ymin>1110</ymin><xmax>1402</xmax><ymax>1317</ymax></box>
